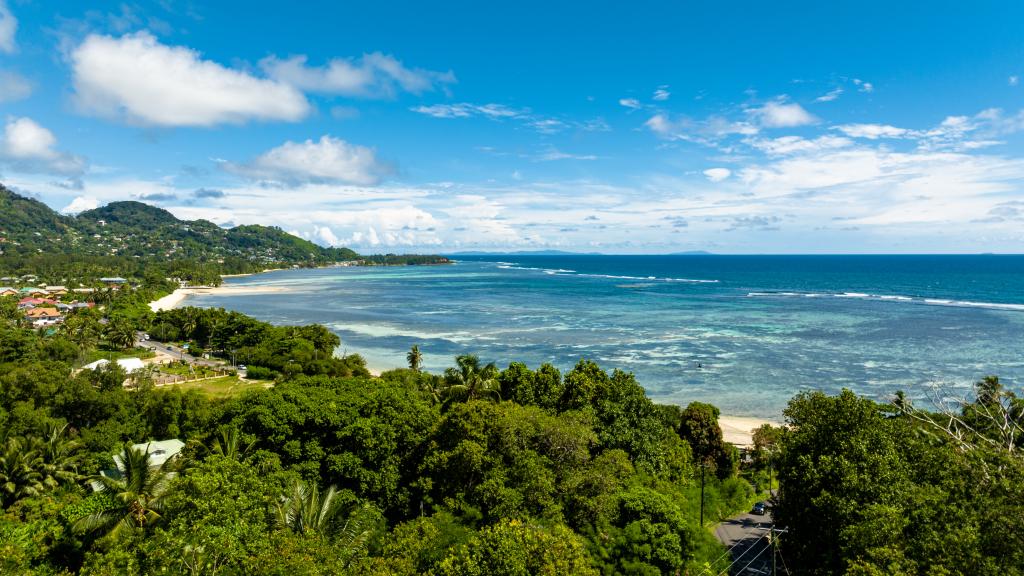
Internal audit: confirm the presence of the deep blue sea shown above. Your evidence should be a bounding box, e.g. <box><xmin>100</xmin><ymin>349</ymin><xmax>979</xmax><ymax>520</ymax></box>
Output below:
<box><xmin>185</xmin><ymin>255</ymin><xmax>1024</xmax><ymax>418</ymax></box>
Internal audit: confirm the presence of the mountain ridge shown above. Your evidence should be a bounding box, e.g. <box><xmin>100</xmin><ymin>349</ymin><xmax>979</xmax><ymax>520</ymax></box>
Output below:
<box><xmin>0</xmin><ymin>184</ymin><xmax>359</xmax><ymax>265</ymax></box>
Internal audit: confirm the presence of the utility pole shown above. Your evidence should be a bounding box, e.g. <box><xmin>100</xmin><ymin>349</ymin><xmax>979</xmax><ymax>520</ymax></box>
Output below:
<box><xmin>699</xmin><ymin>461</ymin><xmax>709</xmax><ymax>526</ymax></box>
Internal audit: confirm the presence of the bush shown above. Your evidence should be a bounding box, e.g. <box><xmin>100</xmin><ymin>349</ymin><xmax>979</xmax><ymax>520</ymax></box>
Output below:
<box><xmin>244</xmin><ymin>365</ymin><xmax>276</xmax><ymax>380</ymax></box>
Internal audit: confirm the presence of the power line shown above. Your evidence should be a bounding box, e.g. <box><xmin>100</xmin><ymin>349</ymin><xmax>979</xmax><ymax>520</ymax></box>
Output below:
<box><xmin>733</xmin><ymin>541</ymin><xmax>770</xmax><ymax>573</ymax></box>
<box><xmin>701</xmin><ymin>528</ymin><xmax>765</xmax><ymax>575</ymax></box>
<box><xmin>716</xmin><ymin>533</ymin><xmax>770</xmax><ymax>576</ymax></box>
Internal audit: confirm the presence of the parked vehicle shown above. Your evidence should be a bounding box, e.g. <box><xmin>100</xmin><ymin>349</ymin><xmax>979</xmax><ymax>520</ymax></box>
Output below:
<box><xmin>752</xmin><ymin>501</ymin><xmax>767</xmax><ymax>515</ymax></box>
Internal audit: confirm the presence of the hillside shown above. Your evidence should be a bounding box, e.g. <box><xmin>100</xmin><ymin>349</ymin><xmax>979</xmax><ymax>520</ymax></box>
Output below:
<box><xmin>0</xmin><ymin>185</ymin><xmax>359</xmax><ymax>265</ymax></box>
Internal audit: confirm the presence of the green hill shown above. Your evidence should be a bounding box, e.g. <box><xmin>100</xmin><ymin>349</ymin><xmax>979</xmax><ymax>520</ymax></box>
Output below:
<box><xmin>0</xmin><ymin>184</ymin><xmax>360</xmax><ymax>265</ymax></box>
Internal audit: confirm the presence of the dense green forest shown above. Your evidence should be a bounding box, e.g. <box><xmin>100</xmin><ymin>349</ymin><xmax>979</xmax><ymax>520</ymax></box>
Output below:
<box><xmin>1</xmin><ymin>287</ymin><xmax>756</xmax><ymax>574</ymax></box>
<box><xmin>2</xmin><ymin>280</ymin><xmax>1021</xmax><ymax>574</ymax></box>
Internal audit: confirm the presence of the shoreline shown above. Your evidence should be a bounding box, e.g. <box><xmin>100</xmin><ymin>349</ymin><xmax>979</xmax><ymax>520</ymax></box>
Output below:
<box><xmin>718</xmin><ymin>415</ymin><xmax>779</xmax><ymax>447</ymax></box>
<box><xmin>148</xmin><ymin>285</ymin><xmax>291</xmax><ymax>312</ymax></box>
<box><xmin>146</xmin><ymin>273</ymin><xmax>782</xmax><ymax>445</ymax></box>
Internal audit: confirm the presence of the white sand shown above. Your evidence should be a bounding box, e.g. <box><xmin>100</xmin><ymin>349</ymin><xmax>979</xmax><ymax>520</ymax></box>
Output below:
<box><xmin>148</xmin><ymin>285</ymin><xmax>289</xmax><ymax>312</ymax></box>
<box><xmin>719</xmin><ymin>415</ymin><xmax>781</xmax><ymax>447</ymax></box>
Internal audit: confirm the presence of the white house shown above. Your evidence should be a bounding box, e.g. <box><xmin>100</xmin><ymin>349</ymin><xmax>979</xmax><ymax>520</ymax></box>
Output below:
<box><xmin>82</xmin><ymin>357</ymin><xmax>147</xmax><ymax>373</ymax></box>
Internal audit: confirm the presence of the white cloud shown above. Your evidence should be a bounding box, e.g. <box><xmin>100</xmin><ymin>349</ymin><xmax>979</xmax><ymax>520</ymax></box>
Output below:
<box><xmin>653</xmin><ymin>87</ymin><xmax>670</xmax><ymax>101</ymax></box>
<box><xmin>749</xmin><ymin>101</ymin><xmax>817</xmax><ymax>128</ymax></box>
<box><xmin>260</xmin><ymin>52</ymin><xmax>455</xmax><ymax>98</ymax></box>
<box><xmin>703</xmin><ymin>168</ymin><xmax>731</xmax><ymax>182</ymax></box>
<box><xmin>71</xmin><ymin>32</ymin><xmax>310</xmax><ymax>127</ymax></box>
<box><xmin>0</xmin><ymin>70</ymin><xmax>31</xmax><ymax>102</ymax></box>
<box><xmin>536</xmin><ymin>148</ymin><xmax>598</xmax><ymax>161</ymax></box>
<box><xmin>224</xmin><ymin>135</ymin><xmax>388</xmax><ymax>185</ymax></box>
<box><xmin>835</xmin><ymin>123</ymin><xmax>909</xmax><ymax>139</ymax></box>
<box><xmin>411</xmin><ymin>102</ymin><xmax>582</xmax><ymax>134</ymax></box>
<box><xmin>412</xmin><ymin>103</ymin><xmax>527</xmax><ymax>119</ymax></box>
<box><xmin>1010</xmin><ymin>76</ymin><xmax>1020</xmax><ymax>87</ymax></box>
<box><xmin>1</xmin><ymin>117</ymin><xmax>86</xmax><ymax>177</ymax></box>
<box><xmin>814</xmin><ymin>87</ymin><xmax>843</xmax><ymax>102</ymax></box>
<box><xmin>619</xmin><ymin>98</ymin><xmax>642</xmax><ymax>109</ymax></box>
<box><xmin>61</xmin><ymin>195</ymin><xmax>99</xmax><ymax>214</ymax></box>
<box><xmin>747</xmin><ymin>135</ymin><xmax>853</xmax><ymax>155</ymax></box>
<box><xmin>0</xmin><ymin>1</ymin><xmax>15</xmax><ymax>53</ymax></box>
<box><xmin>853</xmin><ymin>78</ymin><xmax>874</xmax><ymax>93</ymax></box>
<box><xmin>644</xmin><ymin>113</ymin><xmax>759</xmax><ymax>145</ymax></box>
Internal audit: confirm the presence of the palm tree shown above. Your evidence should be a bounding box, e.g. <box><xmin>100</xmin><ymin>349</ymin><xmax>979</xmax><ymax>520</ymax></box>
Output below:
<box><xmin>442</xmin><ymin>354</ymin><xmax>501</xmax><ymax>404</ymax></box>
<box><xmin>63</xmin><ymin>314</ymin><xmax>101</xmax><ymax>350</ymax></box>
<box><xmin>0</xmin><ymin>437</ymin><xmax>45</xmax><ymax>507</ymax></box>
<box><xmin>210</xmin><ymin>427</ymin><xmax>255</xmax><ymax>461</ymax></box>
<box><xmin>105</xmin><ymin>320</ymin><xmax>136</xmax><ymax>350</ymax></box>
<box><xmin>275</xmin><ymin>480</ymin><xmax>347</xmax><ymax>536</ymax></box>
<box><xmin>30</xmin><ymin>424</ymin><xmax>84</xmax><ymax>489</ymax></box>
<box><xmin>181</xmin><ymin>309</ymin><xmax>199</xmax><ymax>340</ymax></box>
<box><xmin>75</xmin><ymin>443</ymin><xmax>174</xmax><ymax>541</ymax></box>
<box><xmin>407</xmin><ymin>345</ymin><xmax>423</xmax><ymax>372</ymax></box>
<box><xmin>275</xmin><ymin>479</ymin><xmax>379</xmax><ymax>565</ymax></box>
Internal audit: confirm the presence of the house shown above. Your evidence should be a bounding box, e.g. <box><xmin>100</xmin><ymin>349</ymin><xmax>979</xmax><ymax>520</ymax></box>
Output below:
<box><xmin>18</xmin><ymin>297</ymin><xmax>44</xmax><ymax>309</ymax></box>
<box><xmin>19</xmin><ymin>287</ymin><xmax>49</xmax><ymax>298</ymax></box>
<box><xmin>0</xmin><ymin>286</ymin><xmax>17</xmax><ymax>297</ymax></box>
<box><xmin>92</xmin><ymin>438</ymin><xmax>185</xmax><ymax>491</ymax></box>
<box><xmin>45</xmin><ymin>286</ymin><xmax>68</xmax><ymax>296</ymax></box>
<box><xmin>82</xmin><ymin>357</ymin><xmax>146</xmax><ymax>374</ymax></box>
<box><xmin>99</xmin><ymin>277</ymin><xmax>127</xmax><ymax>287</ymax></box>
<box><xmin>25</xmin><ymin>307</ymin><xmax>61</xmax><ymax>320</ymax></box>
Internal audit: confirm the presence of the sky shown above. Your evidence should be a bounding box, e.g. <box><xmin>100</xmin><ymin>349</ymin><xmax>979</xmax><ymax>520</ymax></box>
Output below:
<box><xmin>1</xmin><ymin>1</ymin><xmax>1023</xmax><ymax>254</ymax></box>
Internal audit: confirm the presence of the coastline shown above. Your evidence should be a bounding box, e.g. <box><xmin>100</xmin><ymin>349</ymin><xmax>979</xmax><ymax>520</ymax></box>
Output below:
<box><xmin>146</xmin><ymin>273</ymin><xmax>782</xmax><ymax>445</ymax></box>
<box><xmin>148</xmin><ymin>285</ymin><xmax>290</xmax><ymax>312</ymax></box>
<box><xmin>719</xmin><ymin>415</ymin><xmax>778</xmax><ymax>447</ymax></box>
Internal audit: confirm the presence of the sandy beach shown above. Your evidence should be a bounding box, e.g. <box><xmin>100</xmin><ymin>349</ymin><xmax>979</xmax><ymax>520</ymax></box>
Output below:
<box><xmin>719</xmin><ymin>415</ymin><xmax>780</xmax><ymax>447</ymax></box>
<box><xmin>149</xmin><ymin>285</ymin><xmax>290</xmax><ymax>312</ymax></box>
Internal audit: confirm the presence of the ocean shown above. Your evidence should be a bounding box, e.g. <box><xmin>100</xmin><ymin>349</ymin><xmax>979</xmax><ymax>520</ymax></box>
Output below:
<box><xmin>183</xmin><ymin>255</ymin><xmax>1024</xmax><ymax>418</ymax></box>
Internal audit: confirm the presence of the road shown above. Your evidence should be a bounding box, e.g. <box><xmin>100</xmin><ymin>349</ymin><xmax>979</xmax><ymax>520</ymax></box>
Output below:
<box><xmin>136</xmin><ymin>335</ymin><xmax>229</xmax><ymax>369</ymax></box>
<box><xmin>713</xmin><ymin>507</ymin><xmax>775</xmax><ymax>575</ymax></box>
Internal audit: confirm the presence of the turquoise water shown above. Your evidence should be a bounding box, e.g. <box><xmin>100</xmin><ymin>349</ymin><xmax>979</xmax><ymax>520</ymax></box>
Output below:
<box><xmin>185</xmin><ymin>255</ymin><xmax>1024</xmax><ymax>418</ymax></box>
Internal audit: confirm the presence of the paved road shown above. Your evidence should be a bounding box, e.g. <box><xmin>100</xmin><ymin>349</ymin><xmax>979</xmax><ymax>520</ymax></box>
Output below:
<box><xmin>713</xmin><ymin>508</ymin><xmax>775</xmax><ymax>575</ymax></box>
<box><xmin>136</xmin><ymin>336</ymin><xmax>228</xmax><ymax>369</ymax></box>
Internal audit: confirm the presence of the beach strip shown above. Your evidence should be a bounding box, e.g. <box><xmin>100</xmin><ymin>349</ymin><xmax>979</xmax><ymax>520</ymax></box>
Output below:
<box><xmin>719</xmin><ymin>415</ymin><xmax>779</xmax><ymax>447</ymax></box>
<box><xmin>148</xmin><ymin>285</ymin><xmax>290</xmax><ymax>312</ymax></box>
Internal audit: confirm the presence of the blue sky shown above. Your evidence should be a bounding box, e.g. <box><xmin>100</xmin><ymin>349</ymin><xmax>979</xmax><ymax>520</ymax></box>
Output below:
<box><xmin>1</xmin><ymin>1</ymin><xmax>1023</xmax><ymax>253</ymax></box>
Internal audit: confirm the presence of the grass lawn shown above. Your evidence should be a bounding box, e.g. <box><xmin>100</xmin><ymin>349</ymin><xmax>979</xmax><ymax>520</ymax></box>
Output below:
<box><xmin>165</xmin><ymin>375</ymin><xmax>272</xmax><ymax>398</ymax></box>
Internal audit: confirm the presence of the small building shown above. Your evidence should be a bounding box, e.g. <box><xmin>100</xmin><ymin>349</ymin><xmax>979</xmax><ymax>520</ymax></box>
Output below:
<box><xmin>92</xmin><ymin>439</ymin><xmax>185</xmax><ymax>491</ymax></box>
<box><xmin>0</xmin><ymin>286</ymin><xmax>17</xmax><ymax>297</ymax></box>
<box><xmin>19</xmin><ymin>287</ymin><xmax>49</xmax><ymax>298</ymax></box>
<box><xmin>99</xmin><ymin>277</ymin><xmax>127</xmax><ymax>287</ymax></box>
<box><xmin>82</xmin><ymin>357</ymin><xmax>146</xmax><ymax>374</ymax></box>
<box><xmin>25</xmin><ymin>307</ymin><xmax>61</xmax><ymax>320</ymax></box>
<box><xmin>45</xmin><ymin>286</ymin><xmax>68</xmax><ymax>296</ymax></box>
<box><xmin>117</xmin><ymin>439</ymin><xmax>186</xmax><ymax>469</ymax></box>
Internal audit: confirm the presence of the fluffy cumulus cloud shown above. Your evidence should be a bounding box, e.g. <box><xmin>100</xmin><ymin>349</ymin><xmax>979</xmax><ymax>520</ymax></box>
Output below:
<box><xmin>0</xmin><ymin>70</ymin><xmax>31</xmax><ymax>102</ymax></box>
<box><xmin>0</xmin><ymin>117</ymin><xmax>86</xmax><ymax>178</ymax></box>
<box><xmin>260</xmin><ymin>52</ymin><xmax>455</xmax><ymax>98</ymax></box>
<box><xmin>703</xmin><ymin>168</ymin><xmax>731</xmax><ymax>182</ymax></box>
<box><xmin>71</xmin><ymin>32</ymin><xmax>310</xmax><ymax>127</ymax></box>
<box><xmin>749</xmin><ymin>101</ymin><xmax>817</xmax><ymax>128</ymax></box>
<box><xmin>0</xmin><ymin>0</ymin><xmax>15</xmax><ymax>53</ymax></box>
<box><xmin>224</xmin><ymin>135</ymin><xmax>388</xmax><ymax>185</ymax></box>
<box><xmin>61</xmin><ymin>195</ymin><xmax>99</xmax><ymax>214</ymax></box>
